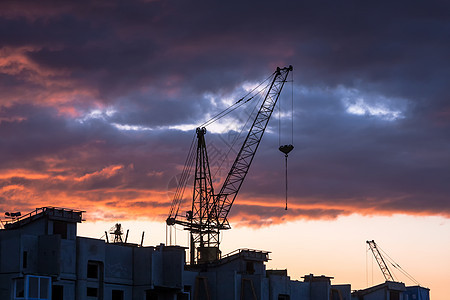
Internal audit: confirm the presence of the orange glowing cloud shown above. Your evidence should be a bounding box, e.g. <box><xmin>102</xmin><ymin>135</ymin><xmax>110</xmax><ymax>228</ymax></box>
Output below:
<box><xmin>75</xmin><ymin>165</ymin><xmax>124</xmax><ymax>182</ymax></box>
<box><xmin>0</xmin><ymin>46</ymin><xmax>100</xmax><ymax>116</ymax></box>
<box><xmin>0</xmin><ymin>169</ymin><xmax>49</xmax><ymax>180</ymax></box>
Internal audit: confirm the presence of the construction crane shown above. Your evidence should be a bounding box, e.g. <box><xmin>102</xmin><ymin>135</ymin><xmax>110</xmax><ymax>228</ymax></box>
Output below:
<box><xmin>167</xmin><ymin>66</ymin><xmax>293</xmax><ymax>264</ymax></box>
<box><xmin>367</xmin><ymin>240</ymin><xmax>422</xmax><ymax>286</ymax></box>
<box><xmin>367</xmin><ymin>240</ymin><xmax>395</xmax><ymax>282</ymax></box>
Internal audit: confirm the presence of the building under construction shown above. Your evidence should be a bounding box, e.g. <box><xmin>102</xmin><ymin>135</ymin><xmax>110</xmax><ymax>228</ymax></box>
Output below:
<box><xmin>0</xmin><ymin>206</ymin><xmax>429</xmax><ymax>300</ymax></box>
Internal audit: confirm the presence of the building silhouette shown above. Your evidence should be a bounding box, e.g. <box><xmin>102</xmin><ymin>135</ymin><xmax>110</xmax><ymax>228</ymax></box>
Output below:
<box><xmin>0</xmin><ymin>207</ymin><xmax>429</xmax><ymax>300</ymax></box>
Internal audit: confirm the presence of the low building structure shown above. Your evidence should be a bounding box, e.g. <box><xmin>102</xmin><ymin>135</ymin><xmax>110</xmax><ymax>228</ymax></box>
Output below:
<box><xmin>404</xmin><ymin>286</ymin><xmax>431</xmax><ymax>300</ymax></box>
<box><xmin>351</xmin><ymin>281</ymin><xmax>430</xmax><ymax>300</ymax></box>
<box><xmin>0</xmin><ymin>207</ymin><xmax>430</xmax><ymax>300</ymax></box>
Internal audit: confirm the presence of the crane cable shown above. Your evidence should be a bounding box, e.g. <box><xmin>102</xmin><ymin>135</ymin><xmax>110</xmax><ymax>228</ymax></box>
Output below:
<box><xmin>377</xmin><ymin>244</ymin><xmax>421</xmax><ymax>286</ymax></box>
<box><xmin>168</xmin><ymin>134</ymin><xmax>196</xmax><ymax>219</ymax></box>
<box><xmin>211</xmin><ymin>84</ymin><xmax>268</xmax><ymax>180</ymax></box>
<box><xmin>278</xmin><ymin>71</ymin><xmax>294</xmax><ymax>210</ymax></box>
<box><xmin>199</xmin><ymin>72</ymin><xmax>274</xmax><ymax>128</ymax></box>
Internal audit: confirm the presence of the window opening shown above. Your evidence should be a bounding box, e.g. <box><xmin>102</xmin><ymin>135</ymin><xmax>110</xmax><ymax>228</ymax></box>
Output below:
<box><xmin>29</xmin><ymin>277</ymin><xmax>39</xmax><ymax>298</ymax></box>
<box><xmin>87</xmin><ymin>261</ymin><xmax>99</xmax><ymax>279</ymax></box>
<box><xmin>15</xmin><ymin>276</ymin><xmax>51</xmax><ymax>300</ymax></box>
<box><xmin>246</xmin><ymin>261</ymin><xmax>255</xmax><ymax>274</ymax></box>
<box><xmin>15</xmin><ymin>278</ymin><xmax>25</xmax><ymax>298</ymax></box>
<box><xmin>52</xmin><ymin>285</ymin><xmax>63</xmax><ymax>300</ymax></box>
<box><xmin>176</xmin><ymin>292</ymin><xmax>189</xmax><ymax>300</ymax></box>
<box><xmin>87</xmin><ymin>287</ymin><xmax>98</xmax><ymax>297</ymax></box>
<box><xmin>40</xmin><ymin>278</ymin><xmax>49</xmax><ymax>299</ymax></box>
<box><xmin>390</xmin><ymin>290</ymin><xmax>400</xmax><ymax>300</ymax></box>
<box><xmin>53</xmin><ymin>221</ymin><xmax>68</xmax><ymax>239</ymax></box>
<box><xmin>23</xmin><ymin>251</ymin><xmax>28</xmax><ymax>268</ymax></box>
<box><xmin>145</xmin><ymin>290</ymin><xmax>158</xmax><ymax>300</ymax></box>
<box><xmin>112</xmin><ymin>290</ymin><xmax>124</xmax><ymax>300</ymax></box>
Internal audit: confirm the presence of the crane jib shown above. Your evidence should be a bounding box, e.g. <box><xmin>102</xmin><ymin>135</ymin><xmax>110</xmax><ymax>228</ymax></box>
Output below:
<box><xmin>214</xmin><ymin>66</ymin><xmax>293</xmax><ymax>227</ymax></box>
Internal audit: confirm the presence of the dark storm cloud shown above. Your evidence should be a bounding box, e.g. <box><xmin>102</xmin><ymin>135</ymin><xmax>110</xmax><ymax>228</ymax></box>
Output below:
<box><xmin>235</xmin><ymin>86</ymin><xmax>450</xmax><ymax>217</ymax></box>
<box><xmin>0</xmin><ymin>15</ymin><xmax>101</xmax><ymax>48</ymax></box>
<box><xmin>0</xmin><ymin>0</ymin><xmax>449</xmax><ymax>223</ymax></box>
<box><xmin>0</xmin><ymin>104</ymin><xmax>190</xmax><ymax>187</ymax></box>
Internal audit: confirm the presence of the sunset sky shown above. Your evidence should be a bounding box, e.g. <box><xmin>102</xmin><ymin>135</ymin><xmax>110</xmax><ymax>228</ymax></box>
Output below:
<box><xmin>1</xmin><ymin>0</ymin><xmax>449</xmax><ymax>299</ymax></box>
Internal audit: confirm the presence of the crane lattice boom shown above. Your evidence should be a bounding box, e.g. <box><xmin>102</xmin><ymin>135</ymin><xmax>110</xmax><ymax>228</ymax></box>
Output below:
<box><xmin>367</xmin><ymin>240</ymin><xmax>395</xmax><ymax>282</ymax></box>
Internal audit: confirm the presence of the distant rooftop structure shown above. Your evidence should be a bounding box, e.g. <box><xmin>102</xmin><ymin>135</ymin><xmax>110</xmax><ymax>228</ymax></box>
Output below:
<box><xmin>219</xmin><ymin>248</ymin><xmax>270</xmax><ymax>263</ymax></box>
<box><xmin>352</xmin><ymin>281</ymin><xmax>407</xmax><ymax>300</ymax></box>
<box><xmin>302</xmin><ymin>274</ymin><xmax>334</xmax><ymax>282</ymax></box>
<box><xmin>2</xmin><ymin>206</ymin><xmax>84</xmax><ymax>230</ymax></box>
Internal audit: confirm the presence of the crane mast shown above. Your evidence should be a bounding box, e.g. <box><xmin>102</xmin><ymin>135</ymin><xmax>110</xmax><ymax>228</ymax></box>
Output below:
<box><xmin>189</xmin><ymin>127</ymin><xmax>219</xmax><ymax>263</ymax></box>
<box><xmin>367</xmin><ymin>240</ymin><xmax>395</xmax><ymax>282</ymax></box>
<box><xmin>167</xmin><ymin>66</ymin><xmax>293</xmax><ymax>264</ymax></box>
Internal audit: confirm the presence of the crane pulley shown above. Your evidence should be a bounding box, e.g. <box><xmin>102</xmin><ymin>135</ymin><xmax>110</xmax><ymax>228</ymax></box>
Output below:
<box><xmin>167</xmin><ymin>65</ymin><xmax>293</xmax><ymax>264</ymax></box>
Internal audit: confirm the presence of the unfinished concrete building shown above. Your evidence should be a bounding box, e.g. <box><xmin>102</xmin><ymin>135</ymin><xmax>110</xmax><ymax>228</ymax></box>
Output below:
<box><xmin>0</xmin><ymin>207</ymin><xmax>429</xmax><ymax>300</ymax></box>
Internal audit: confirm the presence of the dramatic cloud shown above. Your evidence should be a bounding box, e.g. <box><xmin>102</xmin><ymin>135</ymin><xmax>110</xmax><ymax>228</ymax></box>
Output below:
<box><xmin>0</xmin><ymin>0</ymin><xmax>449</xmax><ymax>226</ymax></box>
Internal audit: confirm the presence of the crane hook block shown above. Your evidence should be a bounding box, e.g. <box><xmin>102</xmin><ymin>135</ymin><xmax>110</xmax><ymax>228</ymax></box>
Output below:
<box><xmin>166</xmin><ymin>217</ymin><xmax>176</xmax><ymax>226</ymax></box>
<box><xmin>279</xmin><ymin>144</ymin><xmax>294</xmax><ymax>156</ymax></box>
